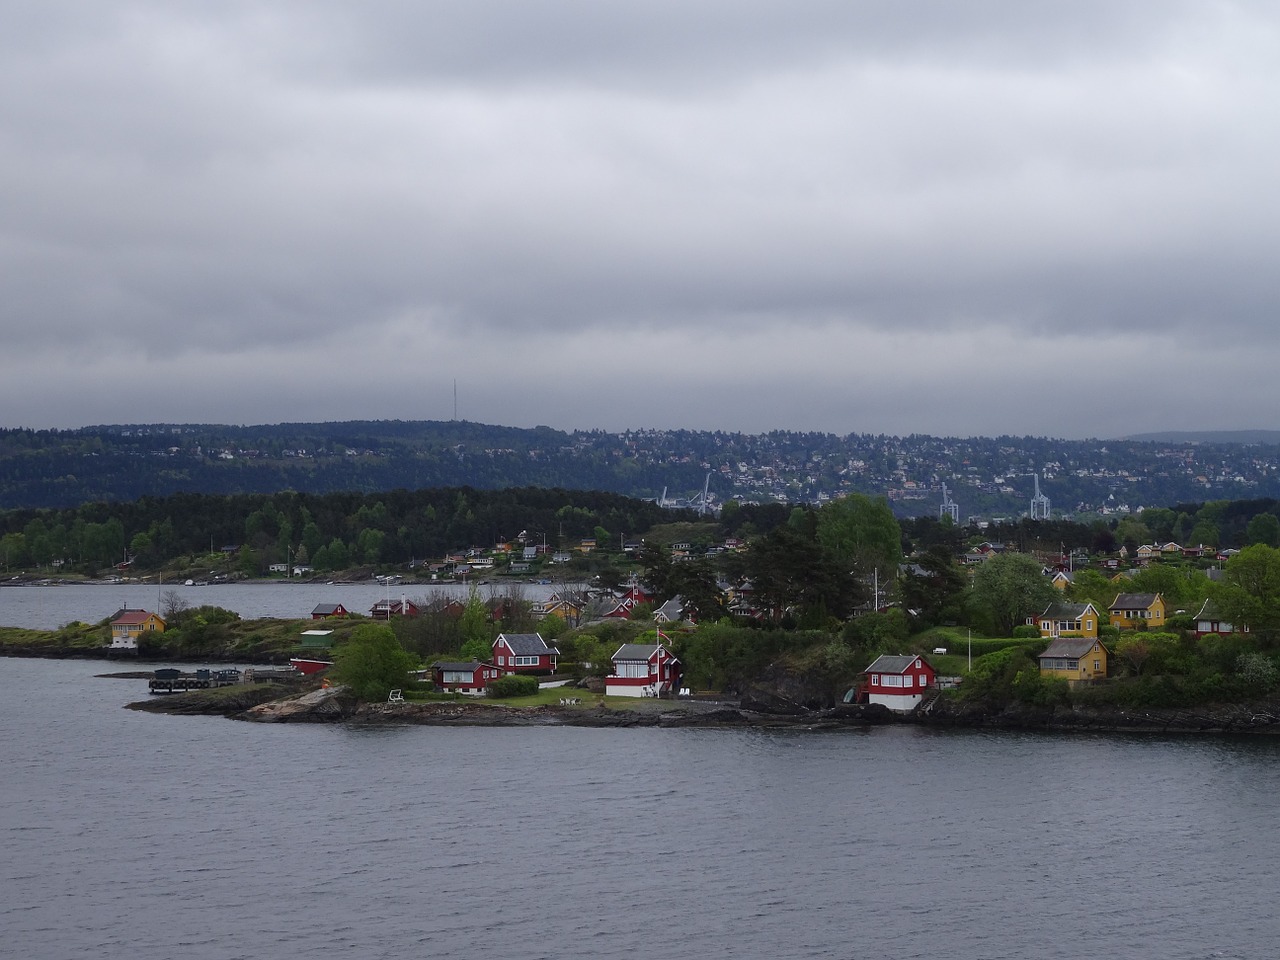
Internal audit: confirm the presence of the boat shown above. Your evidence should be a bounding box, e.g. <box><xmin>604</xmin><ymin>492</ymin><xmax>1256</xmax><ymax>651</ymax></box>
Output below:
<box><xmin>289</xmin><ymin>658</ymin><xmax>334</xmax><ymax>676</ymax></box>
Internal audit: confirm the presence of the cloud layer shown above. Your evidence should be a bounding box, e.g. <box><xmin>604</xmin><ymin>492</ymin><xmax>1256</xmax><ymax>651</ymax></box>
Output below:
<box><xmin>4</xmin><ymin>1</ymin><xmax>1279</xmax><ymax>438</ymax></box>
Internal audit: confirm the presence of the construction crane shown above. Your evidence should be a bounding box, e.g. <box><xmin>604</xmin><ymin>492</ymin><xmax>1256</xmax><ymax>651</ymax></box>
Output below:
<box><xmin>939</xmin><ymin>482</ymin><xmax>959</xmax><ymax>523</ymax></box>
<box><xmin>1030</xmin><ymin>472</ymin><xmax>1051</xmax><ymax>520</ymax></box>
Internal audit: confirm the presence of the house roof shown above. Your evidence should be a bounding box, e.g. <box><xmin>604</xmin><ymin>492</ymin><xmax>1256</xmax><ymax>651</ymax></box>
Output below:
<box><xmin>611</xmin><ymin>643</ymin><xmax>679</xmax><ymax>664</ymax></box>
<box><xmin>653</xmin><ymin>597</ymin><xmax>685</xmax><ymax>620</ymax></box>
<box><xmin>1194</xmin><ymin>599</ymin><xmax>1225</xmax><ymax>621</ymax></box>
<box><xmin>1111</xmin><ymin>593</ymin><xmax>1161</xmax><ymax>610</ymax></box>
<box><xmin>1039</xmin><ymin>637</ymin><xmax>1102</xmax><ymax>660</ymax></box>
<box><xmin>495</xmin><ymin>633</ymin><xmax>559</xmax><ymax>656</ymax></box>
<box><xmin>311</xmin><ymin>602</ymin><xmax>345</xmax><ymax>615</ymax></box>
<box><xmin>1038</xmin><ymin>602</ymin><xmax>1097</xmax><ymax>620</ymax></box>
<box><xmin>865</xmin><ymin>654</ymin><xmax>929</xmax><ymax>675</ymax></box>
<box><xmin>111</xmin><ymin>609</ymin><xmax>161</xmax><ymax>626</ymax></box>
<box><xmin>434</xmin><ymin>660</ymin><xmax>484</xmax><ymax>672</ymax></box>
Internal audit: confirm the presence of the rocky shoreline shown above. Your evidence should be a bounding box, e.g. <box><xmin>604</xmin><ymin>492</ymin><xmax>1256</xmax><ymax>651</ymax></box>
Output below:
<box><xmin>121</xmin><ymin>681</ymin><xmax>1280</xmax><ymax>735</ymax></box>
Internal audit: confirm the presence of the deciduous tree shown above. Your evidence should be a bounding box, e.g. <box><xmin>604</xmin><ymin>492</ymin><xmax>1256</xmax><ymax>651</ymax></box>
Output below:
<box><xmin>971</xmin><ymin>552</ymin><xmax>1056</xmax><ymax>637</ymax></box>
<box><xmin>330</xmin><ymin>623</ymin><xmax>418</xmax><ymax>702</ymax></box>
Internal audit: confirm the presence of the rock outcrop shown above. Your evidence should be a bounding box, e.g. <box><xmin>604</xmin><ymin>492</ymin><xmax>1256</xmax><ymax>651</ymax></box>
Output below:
<box><xmin>240</xmin><ymin>684</ymin><xmax>355</xmax><ymax>722</ymax></box>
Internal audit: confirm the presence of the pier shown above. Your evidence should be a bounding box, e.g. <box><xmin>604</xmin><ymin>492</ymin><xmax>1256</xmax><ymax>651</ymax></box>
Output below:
<box><xmin>148</xmin><ymin>667</ymin><xmax>296</xmax><ymax>695</ymax></box>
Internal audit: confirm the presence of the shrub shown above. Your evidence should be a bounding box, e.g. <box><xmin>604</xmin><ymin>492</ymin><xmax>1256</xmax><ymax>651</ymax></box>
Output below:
<box><xmin>486</xmin><ymin>674</ymin><xmax>540</xmax><ymax>698</ymax></box>
<box><xmin>1011</xmin><ymin>624</ymin><xmax>1041</xmax><ymax>640</ymax></box>
<box><xmin>1236</xmin><ymin>653</ymin><xmax>1279</xmax><ymax>693</ymax></box>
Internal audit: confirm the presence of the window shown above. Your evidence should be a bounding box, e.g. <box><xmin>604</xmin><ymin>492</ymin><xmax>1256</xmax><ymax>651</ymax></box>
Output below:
<box><xmin>871</xmin><ymin>675</ymin><xmax>879</xmax><ymax>686</ymax></box>
<box><xmin>1093</xmin><ymin>660</ymin><xmax>1100</xmax><ymax>671</ymax></box>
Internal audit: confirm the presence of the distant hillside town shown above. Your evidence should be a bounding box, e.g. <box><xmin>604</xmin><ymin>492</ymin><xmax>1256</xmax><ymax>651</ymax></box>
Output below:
<box><xmin>4</xmin><ymin>419</ymin><xmax>1280</xmax><ymax>517</ymax></box>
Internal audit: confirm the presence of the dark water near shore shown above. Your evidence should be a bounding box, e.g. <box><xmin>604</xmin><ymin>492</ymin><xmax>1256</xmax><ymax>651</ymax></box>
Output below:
<box><xmin>3</xmin><ymin>658</ymin><xmax>1279</xmax><ymax>960</ymax></box>
<box><xmin>0</xmin><ymin>581</ymin><xmax>567</xmax><ymax>630</ymax></box>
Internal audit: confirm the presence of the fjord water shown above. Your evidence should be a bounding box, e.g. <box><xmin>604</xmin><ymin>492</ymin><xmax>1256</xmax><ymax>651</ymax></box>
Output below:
<box><xmin>3</xmin><ymin>658</ymin><xmax>1278</xmax><ymax>960</ymax></box>
<box><xmin>0</xmin><ymin>581</ymin><xmax>562</xmax><ymax>630</ymax></box>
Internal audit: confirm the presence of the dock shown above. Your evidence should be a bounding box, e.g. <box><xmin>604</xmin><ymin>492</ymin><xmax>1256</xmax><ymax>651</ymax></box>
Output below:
<box><xmin>148</xmin><ymin>667</ymin><xmax>296</xmax><ymax>695</ymax></box>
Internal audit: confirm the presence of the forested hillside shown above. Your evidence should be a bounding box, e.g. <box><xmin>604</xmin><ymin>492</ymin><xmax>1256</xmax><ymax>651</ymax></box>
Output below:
<box><xmin>0</xmin><ymin>486</ymin><xmax>687</xmax><ymax>575</ymax></box>
<box><xmin>7</xmin><ymin>419</ymin><xmax>1280</xmax><ymax>518</ymax></box>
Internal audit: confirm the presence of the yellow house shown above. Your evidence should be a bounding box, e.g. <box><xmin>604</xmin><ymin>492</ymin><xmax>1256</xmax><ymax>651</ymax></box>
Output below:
<box><xmin>535</xmin><ymin>591</ymin><xmax>586</xmax><ymax>625</ymax></box>
<box><xmin>1109</xmin><ymin>593</ymin><xmax>1166</xmax><ymax>629</ymax></box>
<box><xmin>1039</xmin><ymin>637</ymin><xmax>1108</xmax><ymax>682</ymax></box>
<box><xmin>1034</xmin><ymin>601</ymin><xmax>1101</xmax><ymax>640</ymax></box>
<box><xmin>109</xmin><ymin>609</ymin><xmax>166</xmax><ymax>649</ymax></box>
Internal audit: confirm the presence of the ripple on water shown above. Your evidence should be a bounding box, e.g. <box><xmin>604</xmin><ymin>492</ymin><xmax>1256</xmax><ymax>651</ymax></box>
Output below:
<box><xmin>4</xmin><ymin>660</ymin><xmax>1280</xmax><ymax>959</ymax></box>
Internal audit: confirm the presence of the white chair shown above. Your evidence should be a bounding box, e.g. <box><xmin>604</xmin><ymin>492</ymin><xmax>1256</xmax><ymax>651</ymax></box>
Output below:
<box><xmin>387</xmin><ymin>689</ymin><xmax>404</xmax><ymax>704</ymax></box>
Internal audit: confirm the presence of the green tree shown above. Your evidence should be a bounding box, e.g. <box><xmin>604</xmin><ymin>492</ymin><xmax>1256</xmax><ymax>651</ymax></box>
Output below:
<box><xmin>899</xmin><ymin>545</ymin><xmax>967</xmax><ymax>627</ymax></box>
<box><xmin>459</xmin><ymin>587</ymin><xmax>490</xmax><ymax>648</ymax></box>
<box><xmin>1225</xmin><ymin>544</ymin><xmax>1280</xmax><ymax>602</ymax></box>
<box><xmin>747</xmin><ymin>522</ymin><xmax>864</xmax><ymax>623</ymax></box>
<box><xmin>1247</xmin><ymin>513</ymin><xmax>1280</xmax><ymax>548</ymax></box>
<box><xmin>816</xmin><ymin>494</ymin><xmax>902</xmax><ymax>582</ymax></box>
<box><xmin>330</xmin><ymin>623</ymin><xmax>418</xmax><ymax>702</ymax></box>
<box><xmin>971</xmin><ymin>552</ymin><xmax>1057</xmax><ymax>636</ymax></box>
<box><xmin>1114</xmin><ymin>516</ymin><xmax>1151</xmax><ymax>555</ymax></box>
<box><xmin>539</xmin><ymin>612</ymin><xmax>568</xmax><ymax>639</ymax></box>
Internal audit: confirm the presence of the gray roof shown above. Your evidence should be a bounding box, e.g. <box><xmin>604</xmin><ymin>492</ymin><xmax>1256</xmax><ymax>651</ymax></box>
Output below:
<box><xmin>1038</xmin><ymin>602</ymin><xmax>1096</xmax><ymax>620</ymax></box>
<box><xmin>865</xmin><ymin>654</ymin><xmax>927</xmax><ymax>675</ymax></box>
<box><xmin>612</xmin><ymin>643</ymin><xmax>676</xmax><ymax>663</ymax></box>
<box><xmin>495</xmin><ymin>633</ymin><xmax>560</xmax><ymax>656</ymax></box>
<box><xmin>311</xmin><ymin>602</ymin><xmax>345</xmax><ymax>615</ymax></box>
<box><xmin>433</xmin><ymin>660</ymin><xmax>483</xmax><ymax>672</ymax></box>
<box><xmin>1111</xmin><ymin>593</ymin><xmax>1160</xmax><ymax>610</ymax></box>
<box><xmin>1194</xmin><ymin>598</ymin><xmax>1225</xmax><ymax>620</ymax></box>
<box><xmin>1039</xmin><ymin>638</ymin><xmax>1101</xmax><ymax>659</ymax></box>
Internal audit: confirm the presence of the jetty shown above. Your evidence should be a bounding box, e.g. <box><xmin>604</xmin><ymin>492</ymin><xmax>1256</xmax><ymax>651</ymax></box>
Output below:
<box><xmin>148</xmin><ymin>666</ymin><xmax>296</xmax><ymax>695</ymax></box>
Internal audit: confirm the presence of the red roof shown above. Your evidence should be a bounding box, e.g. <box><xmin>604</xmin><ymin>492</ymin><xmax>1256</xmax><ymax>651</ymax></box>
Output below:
<box><xmin>112</xmin><ymin>610</ymin><xmax>160</xmax><ymax>625</ymax></box>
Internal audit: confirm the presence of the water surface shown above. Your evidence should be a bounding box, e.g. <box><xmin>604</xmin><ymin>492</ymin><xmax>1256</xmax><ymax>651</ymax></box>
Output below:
<box><xmin>2</xmin><ymin>658</ymin><xmax>1277</xmax><ymax>959</ymax></box>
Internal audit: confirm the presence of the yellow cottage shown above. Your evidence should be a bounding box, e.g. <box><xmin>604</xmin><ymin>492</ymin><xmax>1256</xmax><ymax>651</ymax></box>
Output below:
<box><xmin>1038</xmin><ymin>637</ymin><xmax>1108</xmax><ymax>682</ymax></box>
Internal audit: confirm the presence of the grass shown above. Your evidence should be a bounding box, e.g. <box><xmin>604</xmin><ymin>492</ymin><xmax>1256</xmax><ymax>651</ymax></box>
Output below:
<box><xmin>402</xmin><ymin>684</ymin><xmax>686</xmax><ymax>711</ymax></box>
<box><xmin>0</xmin><ymin>622</ymin><xmax>107</xmax><ymax>649</ymax></box>
<box><xmin>487</xmin><ymin>686</ymin><xmax>605</xmax><ymax>708</ymax></box>
<box><xmin>913</xmin><ymin>627</ymin><xmax>1047</xmax><ymax>677</ymax></box>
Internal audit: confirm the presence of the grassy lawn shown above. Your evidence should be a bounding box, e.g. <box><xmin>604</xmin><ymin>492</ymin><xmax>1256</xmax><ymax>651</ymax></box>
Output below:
<box><xmin>402</xmin><ymin>685</ymin><xmax>687</xmax><ymax>711</ymax></box>
<box><xmin>913</xmin><ymin>627</ymin><xmax>1047</xmax><ymax>677</ymax></box>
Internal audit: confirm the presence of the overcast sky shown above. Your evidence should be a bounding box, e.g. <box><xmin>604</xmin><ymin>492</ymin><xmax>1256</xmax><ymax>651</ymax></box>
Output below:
<box><xmin>4</xmin><ymin>1</ymin><xmax>1278</xmax><ymax>439</ymax></box>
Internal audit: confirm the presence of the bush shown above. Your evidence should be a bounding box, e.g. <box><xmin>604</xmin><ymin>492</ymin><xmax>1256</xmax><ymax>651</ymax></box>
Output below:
<box><xmin>1011</xmin><ymin>624</ymin><xmax>1042</xmax><ymax>640</ymax></box>
<box><xmin>487</xmin><ymin>674</ymin><xmax>540</xmax><ymax>698</ymax></box>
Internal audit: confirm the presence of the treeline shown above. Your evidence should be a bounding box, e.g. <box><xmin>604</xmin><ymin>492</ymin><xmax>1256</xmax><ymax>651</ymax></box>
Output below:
<box><xmin>0</xmin><ymin>421</ymin><xmax>711</xmax><ymax>510</ymax></box>
<box><xmin>0</xmin><ymin>486</ymin><xmax>696</xmax><ymax>573</ymax></box>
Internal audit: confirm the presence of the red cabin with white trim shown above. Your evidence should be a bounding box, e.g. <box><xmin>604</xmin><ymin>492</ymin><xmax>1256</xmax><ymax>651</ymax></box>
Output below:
<box><xmin>605</xmin><ymin>642</ymin><xmax>681</xmax><ymax>697</ymax></box>
<box><xmin>492</xmin><ymin>633</ymin><xmax>560</xmax><ymax>674</ymax></box>
<box><xmin>863</xmin><ymin>654</ymin><xmax>936</xmax><ymax>712</ymax></box>
<box><xmin>432</xmin><ymin>660</ymin><xmax>502</xmax><ymax>695</ymax></box>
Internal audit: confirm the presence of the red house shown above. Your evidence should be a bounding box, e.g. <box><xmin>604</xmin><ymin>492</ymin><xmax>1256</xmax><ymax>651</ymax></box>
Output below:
<box><xmin>1194</xmin><ymin>599</ymin><xmax>1249</xmax><ymax>639</ymax></box>
<box><xmin>492</xmin><ymin>633</ymin><xmax>559</xmax><ymax>674</ymax></box>
<box><xmin>370</xmin><ymin>598</ymin><xmax>420</xmax><ymax>620</ymax></box>
<box><xmin>862</xmin><ymin>654</ymin><xmax>936</xmax><ymax>713</ymax></box>
<box><xmin>432</xmin><ymin>660</ymin><xmax>502</xmax><ymax>695</ymax></box>
<box><xmin>605</xmin><ymin>642</ymin><xmax>681</xmax><ymax>698</ymax></box>
<box><xmin>311</xmin><ymin>602</ymin><xmax>349</xmax><ymax>619</ymax></box>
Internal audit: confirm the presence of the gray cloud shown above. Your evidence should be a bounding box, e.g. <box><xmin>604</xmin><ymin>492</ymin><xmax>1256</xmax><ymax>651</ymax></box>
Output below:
<box><xmin>3</xmin><ymin>1</ymin><xmax>1279</xmax><ymax>437</ymax></box>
